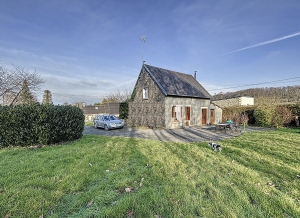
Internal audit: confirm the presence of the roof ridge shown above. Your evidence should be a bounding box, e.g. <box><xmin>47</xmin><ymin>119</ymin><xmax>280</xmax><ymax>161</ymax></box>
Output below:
<box><xmin>145</xmin><ymin>64</ymin><xmax>190</xmax><ymax>76</ymax></box>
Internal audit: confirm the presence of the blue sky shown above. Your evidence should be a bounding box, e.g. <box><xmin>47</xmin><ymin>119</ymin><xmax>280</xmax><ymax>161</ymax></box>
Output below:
<box><xmin>1</xmin><ymin>0</ymin><xmax>300</xmax><ymax>104</ymax></box>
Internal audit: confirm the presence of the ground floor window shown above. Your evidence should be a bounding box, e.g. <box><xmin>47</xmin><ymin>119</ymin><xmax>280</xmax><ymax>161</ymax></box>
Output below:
<box><xmin>172</xmin><ymin>106</ymin><xmax>182</xmax><ymax>122</ymax></box>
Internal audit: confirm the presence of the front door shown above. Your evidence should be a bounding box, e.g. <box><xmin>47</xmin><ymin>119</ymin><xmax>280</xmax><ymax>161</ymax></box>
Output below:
<box><xmin>185</xmin><ymin>106</ymin><xmax>191</xmax><ymax>126</ymax></box>
<box><xmin>210</xmin><ymin>109</ymin><xmax>215</xmax><ymax>124</ymax></box>
<box><xmin>202</xmin><ymin>108</ymin><xmax>207</xmax><ymax>125</ymax></box>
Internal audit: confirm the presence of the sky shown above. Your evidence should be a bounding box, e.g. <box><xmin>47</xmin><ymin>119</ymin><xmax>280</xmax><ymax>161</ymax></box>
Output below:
<box><xmin>1</xmin><ymin>0</ymin><xmax>300</xmax><ymax>105</ymax></box>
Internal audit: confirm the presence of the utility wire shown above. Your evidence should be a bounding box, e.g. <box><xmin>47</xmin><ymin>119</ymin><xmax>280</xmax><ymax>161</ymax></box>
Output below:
<box><xmin>51</xmin><ymin>93</ymin><xmax>103</xmax><ymax>103</ymax></box>
<box><xmin>207</xmin><ymin>77</ymin><xmax>300</xmax><ymax>92</ymax></box>
<box><xmin>37</xmin><ymin>76</ymin><xmax>300</xmax><ymax>99</ymax></box>
<box><xmin>52</xmin><ymin>92</ymin><xmax>107</xmax><ymax>98</ymax></box>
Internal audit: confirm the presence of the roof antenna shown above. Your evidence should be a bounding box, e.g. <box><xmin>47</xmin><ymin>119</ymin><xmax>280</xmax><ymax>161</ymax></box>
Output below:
<box><xmin>140</xmin><ymin>35</ymin><xmax>146</xmax><ymax>64</ymax></box>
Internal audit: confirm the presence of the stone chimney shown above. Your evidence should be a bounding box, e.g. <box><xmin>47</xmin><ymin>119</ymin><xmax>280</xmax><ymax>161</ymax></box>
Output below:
<box><xmin>194</xmin><ymin>71</ymin><xmax>197</xmax><ymax>79</ymax></box>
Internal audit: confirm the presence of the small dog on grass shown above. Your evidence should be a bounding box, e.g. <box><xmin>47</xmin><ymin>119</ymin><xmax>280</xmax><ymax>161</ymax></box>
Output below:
<box><xmin>208</xmin><ymin>142</ymin><xmax>222</xmax><ymax>152</ymax></box>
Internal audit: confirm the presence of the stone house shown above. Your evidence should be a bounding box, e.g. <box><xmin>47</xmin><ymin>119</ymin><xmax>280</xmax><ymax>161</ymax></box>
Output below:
<box><xmin>127</xmin><ymin>63</ymin><xmax>222</xmax><ymax>129</ymax></box>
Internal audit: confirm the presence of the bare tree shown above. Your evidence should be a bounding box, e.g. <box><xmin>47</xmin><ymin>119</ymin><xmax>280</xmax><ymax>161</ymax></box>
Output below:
<box><xmin>103</xmin><ymin>88</ymin><xmax>132</xmax><ymax>103</ymax></box>
<box><xmin>0</xmin><ymin>64</ymin><xmax>45</xmax><ymax>106</ymax></box>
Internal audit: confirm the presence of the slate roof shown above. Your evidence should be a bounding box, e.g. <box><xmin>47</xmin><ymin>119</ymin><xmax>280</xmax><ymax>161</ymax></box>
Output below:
<box><xmin>143</xmin><ymin>64</ymin><xmax>211</xmax><ymax>99</ymax></box>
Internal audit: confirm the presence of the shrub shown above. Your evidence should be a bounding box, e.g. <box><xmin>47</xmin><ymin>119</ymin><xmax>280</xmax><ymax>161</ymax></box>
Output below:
<box><xmin>286</xmin><ymin>103</ymin><xmax>300</xmax><ymax>127</ymax></box>
<box><xmin>254</xmin><ymin>107</ymin><xmax>275</xmax><ymax>127</ymax></box>
<box><xmin>271</xmin><ymin>106</ymin><xmax>292</xmax><ymax>128</ymax></box>
<box><xmin>119</xmin><ymin>102</ymin><xmax>128</xmax><ymax>119</ymax></box>
<box><xmin>0</xmin><ymin>104</ymin><xmax>84</xmax><ymax>147</ymax></box>
<box><xmin>254</xmin><ymin>105</ymin><xmax>292</xmax><ymax>128</ymax></box>
<box><xmin>286</xmin><ymin>103</ymin><xmax>300</xmax><ymax>116</ymax></box>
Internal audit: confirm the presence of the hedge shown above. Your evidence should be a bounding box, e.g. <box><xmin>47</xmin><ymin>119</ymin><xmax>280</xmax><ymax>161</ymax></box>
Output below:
<box><xmin>222</xmin><ymin>104</ymin><xmax>298</xmax><ymax>127</ymax></box>
<box><xmin>0</xmin><ymin>104</ymin><xmax>85</xmax><ymax>147</ymax></box>
<box><xmin>253</xmin><ymin>107</ymin><xmax>275</xmax><ymax>127</ymax></box>
<box><xmin>119</xmin><ymin>102</ymin><xmax>128</xmax><ymax>119</ymax></box>
<box><xmin>286</xmin><ymin>103</ymin><xmax>300</xmax><ymax>116</ymax></box>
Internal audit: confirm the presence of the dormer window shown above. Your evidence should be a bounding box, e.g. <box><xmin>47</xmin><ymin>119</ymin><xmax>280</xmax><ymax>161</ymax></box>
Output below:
<box><xmin>143</xmin><ymin>87</ymin><xmax>148</xmax><ymax>99</ymax></box>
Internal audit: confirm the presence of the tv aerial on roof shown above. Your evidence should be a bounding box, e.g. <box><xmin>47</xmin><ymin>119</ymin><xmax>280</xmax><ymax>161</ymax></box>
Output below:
<box><xmin>140</xmin><ymin>35</ymin><xmax>146</xmax><ymax>63</ymax></box>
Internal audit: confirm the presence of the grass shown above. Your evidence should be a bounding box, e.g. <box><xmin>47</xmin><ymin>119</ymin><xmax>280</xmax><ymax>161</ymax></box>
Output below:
<box><xmin>85</xmin><ymin>121</ymin><xmax>94</xmax><ymax>126</ymax></box>
<box><xmin>0</xmin><ymin>128</ymin><xmax>300</xmax><ymax>218</ymax></box>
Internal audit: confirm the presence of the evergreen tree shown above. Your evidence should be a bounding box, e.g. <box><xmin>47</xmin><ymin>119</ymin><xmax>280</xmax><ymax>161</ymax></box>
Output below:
<box><xmin>17</xmin><ymin>79</ymin><xmax>35</xmax><ymax>104</ymax></box>
<box><xmin>42</xmin><ymin>90</ymin><xmax>53</xmax><ymax>104</ymax></box>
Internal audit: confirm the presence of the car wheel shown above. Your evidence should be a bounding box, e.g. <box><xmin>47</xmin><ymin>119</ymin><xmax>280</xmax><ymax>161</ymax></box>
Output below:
<box><xmin>104</xmin><ymin>125</ymin><xmax>109</xmax><ymax>131</ymax></box>
<box><xmin>94</xmin><ymin>123</ymin><xmax>98</xmax><ymax>129</ymax></box>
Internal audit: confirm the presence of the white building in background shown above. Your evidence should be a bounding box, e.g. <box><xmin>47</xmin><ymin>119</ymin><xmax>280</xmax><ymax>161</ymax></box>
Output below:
<box><xmin>239</xmin><ymin>96</ymin><xmax>254</xmax><ymax>106</ymax></box>
<box><xmin>212</xmin><ymin>96</ymin><xmax>254</xmax><ymax>108</ymax></box>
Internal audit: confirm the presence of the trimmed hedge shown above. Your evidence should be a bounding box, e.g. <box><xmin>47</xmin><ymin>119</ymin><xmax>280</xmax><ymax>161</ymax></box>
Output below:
<box><xmin>253</xmin><ymin>107</ymin><xmax>274</xmax><ymax>127</ymax></box>
<box><xmin>0</xmin><ymin>104</ymin><xmax>84</xmax><ymax>147</ymax></box>
<box><xmin>287</xmin><ymin>103</ymin><xmax>300</xmax><ymax>116</ymax></box>
<box><xmin>119</xmin><ymin>102</ymin><xmax>128</xmax><ymax>119</ymax></box>
<box><xmin>222</xmin><ymin>104</ymin><xmax>297</xmax><ymax>127</ymax></box>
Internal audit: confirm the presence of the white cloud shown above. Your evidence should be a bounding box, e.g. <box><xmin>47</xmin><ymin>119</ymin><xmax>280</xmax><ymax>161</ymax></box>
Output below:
<box><xmin>267</xmin><ymin>51</ymin><xmax>280</xmax><ymax>57</ymax></box>
<box><xmin>222</xmin><ymin>31</ymin><xmax>300</xmax><ymax>55</ymax></box>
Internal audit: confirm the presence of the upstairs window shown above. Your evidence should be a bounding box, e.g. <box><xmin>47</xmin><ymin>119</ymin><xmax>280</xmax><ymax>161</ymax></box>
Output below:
<box><xmin>143</xmin><ymin>87</ymin><xmax>148</xmax><ymax>99</ymax></box>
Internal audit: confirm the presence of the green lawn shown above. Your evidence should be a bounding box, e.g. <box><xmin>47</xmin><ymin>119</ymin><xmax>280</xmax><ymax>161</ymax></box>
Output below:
<box><xmin>85</xmin><ymin>121</ymin><xmax>94</xmax><ymax>126</ymax></box>
<box><xmin>0</xmin><ymin>129</ymin><xmax>300</xmax><ymax>218</ymax></box>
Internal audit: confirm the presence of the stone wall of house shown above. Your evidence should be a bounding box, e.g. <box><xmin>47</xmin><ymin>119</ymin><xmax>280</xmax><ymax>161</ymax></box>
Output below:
<box><xmin>210</xmin><ymin>103</ymin><xmax>223</xmax><ymax>124</ymax></box>
<box><xmin>128</xmin><ymin>102</ymin><xmax>165</xmax><ymax>128</ymax></box>
<box><xmin>127</xmin><ymin>68</ymin><xmax>166</xmax><ymax>128</ymax></box>
<box><xmin>164</xmin><ymin>97</ymin><xmax>211</xmax><ymax>129</ymax></box>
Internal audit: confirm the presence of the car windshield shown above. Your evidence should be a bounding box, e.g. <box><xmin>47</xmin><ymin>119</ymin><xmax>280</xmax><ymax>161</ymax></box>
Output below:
<box><xmin>109</xmin><ymin>115</ymin><xmax>118</xmax><ymax>120</ymax></box>
<box><xmin>103</xmin><ymin>116</ymin><xmax>110</xmax><ymax>121</ymax></box>
<box><xmin>103</xmin><ymin>115</ymin><xmax>118</xmax><ymax>121</ymax></box>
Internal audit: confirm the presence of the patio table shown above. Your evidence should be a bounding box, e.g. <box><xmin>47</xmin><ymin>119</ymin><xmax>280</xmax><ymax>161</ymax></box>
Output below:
<box><xmin>215</xmin><ymin>122</ymin><xmax>233</xmax><ymax>133</ymax></box>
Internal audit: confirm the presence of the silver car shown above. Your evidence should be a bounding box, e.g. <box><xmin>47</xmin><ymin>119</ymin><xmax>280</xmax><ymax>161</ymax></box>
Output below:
<box><xmin>93</xmin><ymin>114</ymin><xmax>124</xmax><ymax>131</ymax></box>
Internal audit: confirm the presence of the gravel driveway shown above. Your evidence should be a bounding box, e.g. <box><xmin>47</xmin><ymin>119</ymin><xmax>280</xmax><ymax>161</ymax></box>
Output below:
<box><xmin>83</xmin><ymin>125</ymin><xmax>272</xmax><ymax>143</ymax></box>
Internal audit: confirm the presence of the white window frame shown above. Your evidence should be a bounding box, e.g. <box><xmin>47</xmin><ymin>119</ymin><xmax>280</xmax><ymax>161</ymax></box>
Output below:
<box><xmin>143</xmin><ymin>87</ymin><xmax>149</xmax><ymax>99</ymax></box>
<box><xmin>172</xmin><ymin>105</ymin><xmax>182</xmax><ymax>122</ymax></box>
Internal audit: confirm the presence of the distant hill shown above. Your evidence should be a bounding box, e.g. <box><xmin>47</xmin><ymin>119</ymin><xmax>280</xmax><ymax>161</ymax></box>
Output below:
<box><xmin>212</xmin><ymin>85</ymin><xmax>300</xmax><ymax>103</ymax></box>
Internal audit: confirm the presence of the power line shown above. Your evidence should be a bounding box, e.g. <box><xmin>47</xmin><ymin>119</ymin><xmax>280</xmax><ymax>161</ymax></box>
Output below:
<box><xmin>51</xmin><ymin>93</ymin><xmax>104</xmax><ymax>103</ymax></box>
<box><xmin>52</xmin><ymin>92</ymin><xmax>106</xmax><ymax>98</ymax></box>
<box><xmin>37</xmin><ymin>76</ymin><xmax>300</xmax><ymax>100</ymax></box>
<box><xmin>207</xmin><ymin>76</ymin><xmax>300</xmax><ymax>92</ymax></box>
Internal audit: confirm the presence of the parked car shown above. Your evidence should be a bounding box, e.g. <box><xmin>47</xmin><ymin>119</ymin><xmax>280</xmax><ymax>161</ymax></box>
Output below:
<box><xmin>93</xmin><ymin>114</ymin><xmax>124</xmax><ymax>130</ymax></box>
